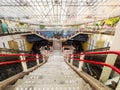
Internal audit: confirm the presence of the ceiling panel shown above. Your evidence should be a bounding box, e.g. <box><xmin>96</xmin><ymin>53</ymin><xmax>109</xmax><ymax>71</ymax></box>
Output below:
<box><xmin>0</xmin><ymin>0</ymin><xmax>119</xmax><ymax>26</ymax></box>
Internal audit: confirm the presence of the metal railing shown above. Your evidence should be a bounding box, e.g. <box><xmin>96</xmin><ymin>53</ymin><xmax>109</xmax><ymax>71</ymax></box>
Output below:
<box><xmin>65</xmin><ymin>50</ymin><xmax>120</xmax><ymax>74</ymax></box>
<box><xmin>0</xmin><ymin>53</ymin><xmax>48</xmax><ymax>82</ymax></box>
<box><xmin>64</xmin><ymin>50</ymin><xmax>120</xmax><ymax>89</ymax></box>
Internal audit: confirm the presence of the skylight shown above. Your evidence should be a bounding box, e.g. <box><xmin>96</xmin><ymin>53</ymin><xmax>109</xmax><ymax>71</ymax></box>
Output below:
<box><xmin>0</xmin><ymin>0</ymin><xmax>119</xmax><ymax>26</ymax></box>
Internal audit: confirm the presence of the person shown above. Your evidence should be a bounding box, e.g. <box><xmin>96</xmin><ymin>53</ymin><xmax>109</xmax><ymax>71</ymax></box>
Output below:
<box><xmin>0</xmin><ymin>20</ymin><xmax>3</xmax><ymax>34</ymax></box>
<box><xmin>0</xmin><ymin>20</ymin><xmax>9</xmax><ymax>34</ymax></box>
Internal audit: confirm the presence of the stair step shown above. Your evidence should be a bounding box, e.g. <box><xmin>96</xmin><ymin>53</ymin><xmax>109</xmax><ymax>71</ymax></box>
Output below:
<box><xmin>14</xmin><ymin>78</ymin><xmax>85</xmax><ymax>85</ymax></box>
<box><xmin>14</xmin><ymin>84</ymin><xmax>82</xmax><ymax>90</ymax></box>
<box><xmin>23</xmin><ymin>75</ymin><xmax>80</xmax><ymax>80</ymax></box>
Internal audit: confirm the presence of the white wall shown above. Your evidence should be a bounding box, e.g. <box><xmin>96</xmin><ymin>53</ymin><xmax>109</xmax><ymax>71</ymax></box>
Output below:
<box><xmin>0</xmin><ymin>35</ymin><xmax>26</xmax><ymax>51</ymax></box>
<box><xmin>87</xmin><ymin>34</ymin><xmax>113</xmax><ymax>50</ymax></box>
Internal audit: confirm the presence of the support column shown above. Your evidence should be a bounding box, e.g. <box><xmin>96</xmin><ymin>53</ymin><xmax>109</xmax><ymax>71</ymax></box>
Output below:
<box><xmin>100</xmin><ymin>21</ymin><xmax>120</xmax><ymax>82</ymax></box>
<box><xmin>67</xmin><ymin>54</ymin><xmax>69</xmax><ymax>62</ymax></box>
<box><xmin>42</xmin><ymin>54</ymin><xmax>45</xmax><ymax>62</ymax></box>
<box><xmin>70</xmin><ymin>54</ymin><xmax>73</xmax><ymax>65</ymax></box>
<box><xmin>20</xmin><ymin>54</ymin><xmax>27</xmax><ymax>72</ymax></box>
<box><xmin>36</xmin><ymin>54</ymin><xmax>39</xmax><ymax>65</ymax></box>
<box><xmin>64</xmin><ymin>53</ymin><xmax>68</xmax><ymax>62</ymax></box>
<box><xmin>78</xmin><ymin>54</ymin><xmax>84</xmax><ymax>71</ymax></box>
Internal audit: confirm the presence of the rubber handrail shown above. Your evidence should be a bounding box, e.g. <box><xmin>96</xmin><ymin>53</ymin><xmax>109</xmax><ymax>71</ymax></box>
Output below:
<box><xmin>72</xmin><ymin>58</ymin><xmax>120</xmax><ymax>74</ymax></box>
<box><xmin>65</xmin><ymin>54</ymin><xmax>120</xmax><ymax>74</ymax></box>
<box><xmin>70</xmin><ymin>50</ymin><xmax>120</xmax><ymax>56</ymax></box>
<box><xmin>0</xmin><ymin>53</ymin><xmax>43</xmax><ymax>56</ymax></box>
<box><xmin>0</xmin><ymin>58</ymin><xmax>41</xmax><ymax>65</ymax></box>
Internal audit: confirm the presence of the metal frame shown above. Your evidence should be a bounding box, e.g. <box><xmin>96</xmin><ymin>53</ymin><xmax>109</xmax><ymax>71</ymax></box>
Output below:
<box><xmin>0</xmin><ymin>0</ymin><xmax>119</xmax><ymax>25</ymax></box>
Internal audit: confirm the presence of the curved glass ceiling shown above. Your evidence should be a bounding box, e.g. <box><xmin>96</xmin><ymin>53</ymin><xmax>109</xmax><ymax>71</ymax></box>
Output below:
<box><xmin>0</xmin><ymin>0</ymin><xmax>120</xmax><ymax>25</ymax></box>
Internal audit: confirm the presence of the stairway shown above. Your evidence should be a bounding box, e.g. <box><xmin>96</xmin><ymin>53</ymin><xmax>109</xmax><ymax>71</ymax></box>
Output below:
<box><xmin>5</xmin><ymin>51</ymin><xmax>93</xmax><ymax>90</ymax></box>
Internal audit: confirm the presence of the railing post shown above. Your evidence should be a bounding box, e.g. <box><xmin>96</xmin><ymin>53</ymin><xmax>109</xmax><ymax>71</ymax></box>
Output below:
<box><xmin>36</xmin><ymin>54</ymin><xmax>39</xmax><ymax>65</ymax></box>
<box><xmin>78</xmin><ymin>54</ymin><xmax>84</xmax><ymax>71</ymax></box>
<box><xmin>20</xmin><ymin>53</ymin><xmax>27</xmax><ymax>72</ymax></box>
<box><xmin>66</xmin><ymin>54</ymin><xmax>69</xmax><ymax>62</ymax></box>
<box><xmin>64</xmin><ymin>53</ymin><xmax>68</xmax><ymax>62</ymax></box>
<box><xmin>70</xmin><ymin>54</ymin><xmax>73</xmax><ymax>65</ymax></box>
<box><xmin>42</xmin><ymin>54</ymin><xmax>45</xmax><ymax>62</ymax></box>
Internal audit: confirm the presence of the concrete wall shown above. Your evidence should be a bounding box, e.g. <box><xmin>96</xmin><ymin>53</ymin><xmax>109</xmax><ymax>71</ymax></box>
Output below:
<box><xmin>0</xmin><ymin>35</ymin><xmax>27</xmax><ymax>51</ymax></box>
<box><xmin>25</xmin><ymin>39</ymin><xmax>33</xmax><ymax>52</ymax></box>
<box><xmin>87</xmin><ymin>34</ymin><xmax>113</xmax><ymax>50</ymax></box>
<box><xmin>82</xmin><ymin>41</ymin><xmax>89</xmax><ymax>51</ymax></box>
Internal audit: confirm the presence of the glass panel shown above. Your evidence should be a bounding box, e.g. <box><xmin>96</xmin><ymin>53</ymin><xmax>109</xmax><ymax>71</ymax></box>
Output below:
<box><xmin>0</xmin><ymin>0</ymin><xmax>119</xmax><ymax>25</ymax></box>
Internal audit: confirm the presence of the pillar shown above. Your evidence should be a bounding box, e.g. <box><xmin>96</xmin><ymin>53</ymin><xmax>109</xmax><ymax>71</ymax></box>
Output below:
<box><xmin>66</xmin><ymin>54</ymin><xmax>69</xmax><ymax>62</ymax></box>
<box><xmin>42</xmin><ymin>54</ymin><xmax>45</xmax><ymax>62</ymax></box>
<box><xmin>70</xmin><ymin>54</ymin><xmax>73</xmax><ymax>65</ymax></box>
<box><xmin>100</xmin><ymin>21</ymin><xmax>120</xmax><ymax>82</ymax></box>
<box><xmin>20</xmin><ymin>54</ymin><xmax>27</xmax><ymax>72</ymax></box>
<box><xmin>78</xmin><ymin>54</ymin><xmax>84</xmax><ymax>71</ymax></box>
<box><xmin>36</xmin><ymin>54</ymin><xmax>39</xmax><ymax>65</ymax></box>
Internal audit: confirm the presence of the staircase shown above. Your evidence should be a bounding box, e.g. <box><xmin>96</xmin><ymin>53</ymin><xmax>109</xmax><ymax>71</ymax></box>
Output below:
<box><xmin>5</xmin><ymin>51</ymin><xmax>93</xmax><ymax>90</ymax></box>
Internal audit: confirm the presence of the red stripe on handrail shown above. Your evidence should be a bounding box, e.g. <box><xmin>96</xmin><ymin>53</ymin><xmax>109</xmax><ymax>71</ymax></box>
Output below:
<box><xmin>72</xmin><ymin>58</ymin><xmax>120</xmax><ymax>74</ymax></box>
<box><xmin>0</xmin><ymin>58</ymin><xmax>41</xmax><ymax>65</ymax></box>
<box><xmin>67</xmin><ymin>53</ymin><xmax>120</xmax><ymax>74</ymax></box>
<box><xmin>0</xmin><ymin>53</ymin><xmax>43</xmax><ymax>56</ymax></box>
<box><xmin>71</xmin><ymin>50</ymin><xmax>120</xmax><ymax>56</ymax></box>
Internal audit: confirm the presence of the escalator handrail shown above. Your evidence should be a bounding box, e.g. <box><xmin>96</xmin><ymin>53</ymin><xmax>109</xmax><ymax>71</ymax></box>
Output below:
<box><xmin>0</xmin><ymin>58</ymin><xmax>39</xmax><ymax>65</ymax></box>
<box><xmin>72</xmin><ymin>58</ymin><xmax>120</xmax><ymax>74</ymax></box>
<box><xmin>0</xmin><ymin>53</ymin><xmax>45</xmax><ymax>66</ymax></box>
<box><xmin>0</xmin><ymin>53</ymin><xmax>43</xmax><ymax>56</ymax></box>
<box><xmin>71</xmin><ymin>50</ymin><xmax>120</xmax><ymax>56</ymax></box>
<box><xmin>66</xmin><ymin>50</ymin><xmax>120</xmax><ymax>74</ymax></box>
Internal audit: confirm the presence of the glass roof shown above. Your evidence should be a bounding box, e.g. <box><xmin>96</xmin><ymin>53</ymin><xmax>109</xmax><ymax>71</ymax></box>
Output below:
<box><xmin>0</xmin><ymin>0</ymin><xmax>120</xmax><ymax>26</ymax></box>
